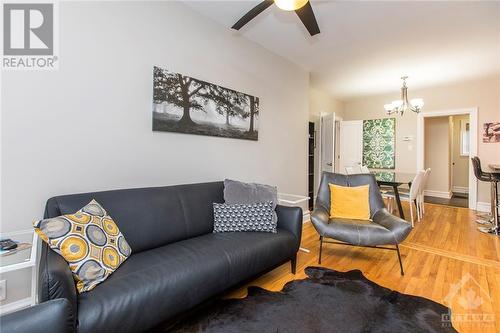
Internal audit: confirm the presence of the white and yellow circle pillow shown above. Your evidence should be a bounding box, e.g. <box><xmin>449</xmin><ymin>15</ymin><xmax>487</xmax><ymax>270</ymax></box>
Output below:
<box><xmin>34</xmin><ymin>199</ymin><xmax>131</xmax><ymax>293</ymax></box>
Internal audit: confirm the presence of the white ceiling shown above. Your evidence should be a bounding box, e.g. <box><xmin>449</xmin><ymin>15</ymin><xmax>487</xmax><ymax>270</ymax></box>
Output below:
<box><xmin>184</xmin><ymin>0</ymin><xmax>500</xmax><ymax>100</ymax></box>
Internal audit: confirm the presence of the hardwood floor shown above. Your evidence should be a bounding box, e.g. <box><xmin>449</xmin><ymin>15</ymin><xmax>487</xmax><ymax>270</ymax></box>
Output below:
<box><xmin>225</xmin><ymin>202</ymin><xmax>500</xmax><ymax>332</ymax></box>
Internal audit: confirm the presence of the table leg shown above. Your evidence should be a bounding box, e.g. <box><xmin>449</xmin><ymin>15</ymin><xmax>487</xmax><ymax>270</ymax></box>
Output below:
<box><xmin>493</xmin><ymin>181</ymin><xmax>499</xmax><ymax>234</ymax></box>
<box><xmin>393</xmin><ymin>185</ymin><xmax>405</xmax><ymax>219</ymax></box>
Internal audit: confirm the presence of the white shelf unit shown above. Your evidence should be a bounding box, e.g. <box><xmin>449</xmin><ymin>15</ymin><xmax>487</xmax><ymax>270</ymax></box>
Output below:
<box><xmin>0</xmin><ymin>229</ymin><xmax>38</xmax><ymax>315</ymax></box>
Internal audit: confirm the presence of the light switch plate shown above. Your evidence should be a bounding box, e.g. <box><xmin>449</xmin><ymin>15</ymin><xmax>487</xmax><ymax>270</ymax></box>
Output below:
<box><xmin>0</xmin><ymin>280</ymin><xmax>6</xmax><ymax>301</ymax></box>
<box><xmin>403</xmin><ymin>135</ymin><xmax>413</xmax><ymax>142</ymax></box>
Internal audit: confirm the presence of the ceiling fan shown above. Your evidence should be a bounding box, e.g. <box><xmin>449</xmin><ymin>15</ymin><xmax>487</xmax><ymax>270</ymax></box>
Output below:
<box><xmin>232</xmin><ymin>0</ymin><xmax>320</xmax><ymax>36</ymax></box>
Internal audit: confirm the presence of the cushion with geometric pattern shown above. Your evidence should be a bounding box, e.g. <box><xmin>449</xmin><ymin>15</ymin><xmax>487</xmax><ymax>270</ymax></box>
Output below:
<box><xmin>33</xmin><ymin>199</ymin><xmax>131</xmax><ymax>293</ymax></box>
<box><xmin>213</xmin><ymin>201</ymin><xmax>276</xmax><ymax>233</ymax></box>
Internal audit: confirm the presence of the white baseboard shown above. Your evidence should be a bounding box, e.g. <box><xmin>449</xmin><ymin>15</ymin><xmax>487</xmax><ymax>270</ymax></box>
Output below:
<box><xmin>424</xmin><ymin>190</ymin><xmax>452</xmax><ymax>199</ymax></box>
<box><xmin>476</xmin><ymin>202</ymin><xmax>491</xmax><ymax>213</ymax></box>
<box><xmin>452</xmin><ymin>186</ymin><xmax>469</xmax><ymax>194</ymax></box>
<box><xmin>303</xmin><ymin>210</ymin><xmax>311</xmax><ymax>223</ymax></box>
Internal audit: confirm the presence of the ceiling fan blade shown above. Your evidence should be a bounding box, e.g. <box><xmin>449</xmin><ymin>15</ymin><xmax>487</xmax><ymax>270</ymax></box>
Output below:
<box><xmin>232</xmin><ymin>0</ymin><xmax>274</xmax><ymax>30</ymax></box>
<box><xmin>295</xmin><ymin>1</ymin><xmax>320</xmax><ymax>36</ymax></box>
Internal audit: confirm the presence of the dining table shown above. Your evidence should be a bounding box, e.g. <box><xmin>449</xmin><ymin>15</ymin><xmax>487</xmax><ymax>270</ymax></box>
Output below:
<box><xmin>489</xmin><ymin>164</ymin><xmax>500</xmax><ymax>172</ymax></box>
<box><xmin>373</xmin><ymin>171</ymin><xmax>415</xmax><ymax>219</ymax></box>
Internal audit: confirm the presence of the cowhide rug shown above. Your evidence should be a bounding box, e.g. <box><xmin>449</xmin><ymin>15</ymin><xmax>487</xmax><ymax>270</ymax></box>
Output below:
<box><xmin>167</xmin><ymin>267</ymin><xmax>457</xmax><ymax>333</ymax></box>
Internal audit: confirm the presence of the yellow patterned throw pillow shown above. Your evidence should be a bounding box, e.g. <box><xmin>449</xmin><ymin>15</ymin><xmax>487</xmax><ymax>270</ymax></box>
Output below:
<box><xmin>33</xmin><ymin>200</ymin><xmax>131</xmax><ymax>293</ymax></box>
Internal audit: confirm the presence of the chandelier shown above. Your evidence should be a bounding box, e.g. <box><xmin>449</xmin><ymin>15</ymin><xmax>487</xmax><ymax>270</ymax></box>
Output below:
<box><xmin>384</xmin><ymin>76</ymin><xmax>424</xmax><ymax>116</ymax></box>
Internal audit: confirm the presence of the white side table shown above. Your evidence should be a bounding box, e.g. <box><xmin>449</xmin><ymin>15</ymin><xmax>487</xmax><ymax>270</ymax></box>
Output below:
<box><xmin>0</xmin><ymin>229</ymin><xmax>38</xmax><ymax>315</ymax></box>
<box><xmin>278</xmin><ymin>193</ymin><xmax>311</xmax><ymax>253</ymax></box>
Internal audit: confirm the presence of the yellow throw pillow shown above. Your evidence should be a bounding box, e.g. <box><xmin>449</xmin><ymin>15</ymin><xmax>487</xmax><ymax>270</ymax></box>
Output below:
<box><xmin>33</xmin><ymin>200</ymin><xmax>131</xmax><ymax>293</ymax></box>
<box><xmin>329</xmin><ymin>184</ymin><xmax>371</xmax><ymax>220</ymax></box>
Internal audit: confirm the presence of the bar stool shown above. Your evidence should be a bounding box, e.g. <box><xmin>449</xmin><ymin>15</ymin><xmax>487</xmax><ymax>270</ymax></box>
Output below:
<box><xmin>471</xmin><ymin>157</ymin><xmax>499</xmax><ymax>235</ymax></box>
<box><xmin>472</xmin><ymin>157</ymin><xmax>494</xmax><ymax>226</ymax></box>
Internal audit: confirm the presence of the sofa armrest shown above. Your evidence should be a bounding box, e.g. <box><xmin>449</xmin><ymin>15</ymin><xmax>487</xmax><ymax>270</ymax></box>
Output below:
<box><xmin>276</xmin><ymin>205</ymin><xmax>302</xmax><ymax>252</ymax></box>
<box><xmin>372</xmin><ymin>208</ymin><xmax>412</xmax><ymax>244</ymax></box>
<box><xmin>38</xmin><ymin>242</ymin><xmax>78</xmax><ymax>325</ymax></box>
<box><xmin>0</xmin><ymin>298</ymin><xmax>74</xmax><ymax>333</ymax></box>
<box><xmin>311</xmin><ymin>205</ymin><xmax>330</xmax><ymax>237</ymax></box>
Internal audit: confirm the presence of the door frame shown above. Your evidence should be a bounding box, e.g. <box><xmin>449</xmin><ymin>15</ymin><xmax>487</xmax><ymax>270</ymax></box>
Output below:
<box><xmin>317</xmin><ymin>113</ymin><xmax>342</xmax><ymax>193</ymax></box>
<box><xmin>416</xmin><ymin>107</ymin><xmax>478</xmax><ymax>209</ymax></box>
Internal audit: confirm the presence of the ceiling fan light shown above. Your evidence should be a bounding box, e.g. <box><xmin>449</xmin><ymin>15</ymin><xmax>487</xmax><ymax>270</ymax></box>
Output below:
<box><xmin>274</xmin><ymin>0</ymin><xmax>309</xmax><ymax>11</ymax></box>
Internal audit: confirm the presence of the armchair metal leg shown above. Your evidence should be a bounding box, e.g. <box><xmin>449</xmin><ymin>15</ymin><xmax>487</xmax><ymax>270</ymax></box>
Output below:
<box><xmin>395</xmin><ymin>244</ymin><xmax>404</xmax><ymax>276</ymax></box>
<box><xmin>318</xmin><ymin>236</ymin><xmax>323</xmax><ymax>265</ymax></box>
<box><xmin>291</xmin><ymin>255</ymin><xmax>297</xmax><ymax>274</ymax></box>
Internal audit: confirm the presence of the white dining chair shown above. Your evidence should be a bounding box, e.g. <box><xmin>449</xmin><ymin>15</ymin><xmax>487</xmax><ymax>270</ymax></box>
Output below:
<box><xmin>419</xmin><ymin>168</ymin><xmax>431</xmax><ymax>217</ymax></box>
<box><xmin>360</xmin><ymin>165</ymin><xmax>370</xmax><ymax>173</ymax></box>
<box><xmin>384</xmin><ymin>193</ymin><xmax>395</xmax><ymax>213</ymax></box>
<box><xmin>345</xmin><ymin>166</ymin><xmax>362</xmax><ymax>175</ymax></box>
<box><xmin>384</xmin><ymin>171</ymin><xmax>425</xmax><ymax>227</ymax></box>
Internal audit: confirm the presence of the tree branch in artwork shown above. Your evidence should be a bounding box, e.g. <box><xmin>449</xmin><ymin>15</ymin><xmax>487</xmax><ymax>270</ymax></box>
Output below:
<box><xmin>248</xmin><ymin>96</ymin><xmax>259</xmax><ymax>133</ymax></box>
<box><xmin>153</xmin><ymin>67</ymin><xmax>208</xmax><ymax>126</ymax></box>
<box><xmin>201</xmin><ymin>84</ymin><xmax>248</xmax><ymax>126</ymax></box>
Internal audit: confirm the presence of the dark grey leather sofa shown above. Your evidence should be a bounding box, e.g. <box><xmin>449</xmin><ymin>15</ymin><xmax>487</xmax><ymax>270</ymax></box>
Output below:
<box><xmin>39</xmin><ymin>181</ymin><xmax>302</xmax><ymax>333</ymax></box>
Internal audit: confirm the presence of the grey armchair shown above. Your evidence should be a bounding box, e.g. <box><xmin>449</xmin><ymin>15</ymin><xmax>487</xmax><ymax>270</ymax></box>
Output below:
<box><xmin>311</xmin><ymin>172</ymin><xmax>412</xmax><ymax>275</ymax></box>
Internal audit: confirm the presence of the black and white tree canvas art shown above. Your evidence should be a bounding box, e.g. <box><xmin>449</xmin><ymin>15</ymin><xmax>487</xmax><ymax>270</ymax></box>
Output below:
<box><xmin>153</xmin><ymin>66</ymin><xmax>259</xmax><ymax>140</ymax></box>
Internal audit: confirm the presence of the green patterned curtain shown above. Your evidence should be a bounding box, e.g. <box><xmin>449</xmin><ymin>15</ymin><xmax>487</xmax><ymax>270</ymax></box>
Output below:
<box><xmin>362</xmin><ymin>118</ymin><xmax>395</xmax><ymax>169</ymax></box>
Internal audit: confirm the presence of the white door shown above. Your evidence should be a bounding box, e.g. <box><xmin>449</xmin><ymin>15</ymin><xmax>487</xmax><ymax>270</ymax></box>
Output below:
<box><xmin>320</xmin><ymin>113</ymin><xmax>336</xmax><ymax>174</ymax></box>
<box><xmin>334</xmin><ymin>120</ymin><xmax>341</xmax><ymax>172</ymax></box>
<box><xmin>339</xmin><ymin>120</ymin><xmax>363</xmax><ymax>174</ymax></box>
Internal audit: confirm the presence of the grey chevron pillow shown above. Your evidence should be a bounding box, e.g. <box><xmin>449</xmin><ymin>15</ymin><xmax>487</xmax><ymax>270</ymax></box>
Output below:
<box><xmin>213</xmin><ymin>202</ymin><xmax>276</xmax><ymax>233</ymax></box>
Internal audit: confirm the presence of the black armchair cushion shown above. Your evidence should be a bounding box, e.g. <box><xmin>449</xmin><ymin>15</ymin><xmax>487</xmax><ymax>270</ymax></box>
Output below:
<box><xmin>0</xmin><ymin>298</ymin><xmax>74</xmax><ymax>333</ymax></box>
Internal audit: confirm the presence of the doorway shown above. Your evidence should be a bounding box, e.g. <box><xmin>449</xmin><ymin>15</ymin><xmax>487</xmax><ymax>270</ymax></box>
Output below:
<box><xmin>417</xmin><ymin>108</ymin><xmax>478</xmax><ymax>209</ymax></box>
<box><xmin>338</xmin><ymin>120</ymin><xmax>363</xmax><ymax>174</ymax></box>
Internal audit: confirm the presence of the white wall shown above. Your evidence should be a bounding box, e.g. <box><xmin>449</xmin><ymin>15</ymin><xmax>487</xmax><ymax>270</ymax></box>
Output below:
<box><xmin>0</xmin><ymin>1</ymin><xmax>309</xmax><ymax>232</ymax></box>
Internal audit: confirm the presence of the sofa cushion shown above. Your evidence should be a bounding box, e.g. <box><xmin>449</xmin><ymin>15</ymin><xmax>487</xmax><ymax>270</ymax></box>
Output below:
<box><xmin>34</xmin><ymin>200</ymin><xmax>132</xmax><ymax>293</ymax></box>
<box><xmin>76</xmin><ymin>230</ymin><xmax>296</xmax><ymax>333</ymax></box>
<box><xmin>223</xmin><ymin>179</ymin><xmax>278</xmax><ymax>224</ymax></box>
<box><xmin>213</xmin><ymin>202</ymin><xmax>276</xmax><ymax>233</ymax></box>
<box><xmin>44</xmin><ymin>182</ymin><xmax>224</xmax><ymax>253</ymax></box>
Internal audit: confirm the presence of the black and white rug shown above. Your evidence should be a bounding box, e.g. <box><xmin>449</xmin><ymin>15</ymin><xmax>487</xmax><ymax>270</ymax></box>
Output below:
<box><xmin>168</xmin><ymin>267</ymin><xmax>457</xmax><ymax>333</ymax></box>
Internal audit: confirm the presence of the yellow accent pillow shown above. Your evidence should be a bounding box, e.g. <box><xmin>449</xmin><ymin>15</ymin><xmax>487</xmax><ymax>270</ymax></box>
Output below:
<box><xmin>33</xmin><ymin>200</ymin><xmax>131</xmax><ymax>293</ymax></box>
<box><xmin>329</xmin><ymin>184</ymin><xmax>371</xmax><ymax>220</ymax></box>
